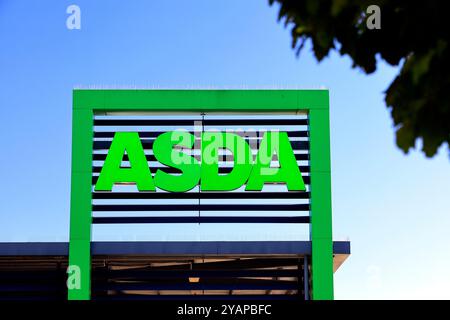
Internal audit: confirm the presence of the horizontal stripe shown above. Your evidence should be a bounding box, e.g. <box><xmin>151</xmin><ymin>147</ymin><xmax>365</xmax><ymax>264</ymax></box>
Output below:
<box><xmin>92</xmin><ymin>216</ymin><xmax>310</xmax><ymax>224</ymax></box>
<box><xmin>94</xmin><ymin>118</ymin><xmax>308</xmax><ymax>126</ymax></box>
<box><xmin>94</xmin><ymin>130</ymin><xmax>309</xmax><ymax>138</ymax></box>
<box><xmin>92</xmin><ymin>191</ymin><xmax>310</xmax><ymax>199</ymax></box>
<box><xmin>92</xmin><ymin>153</ymin><xmax>310</xmax><ymax>162</ymax></box>
<box><xmin>91</xmin><ymin>175</ymin><xmax>311</xmax><ymax>185</ymax></box>
<box><xmin>92</xmin><ymin>204</ymin><xmax>310</xmax><ymax>212</ymax></box>
<box><xmin>92</xmin><ymin>140</ymin><xmax>310</xmax><ymax>150</ymax></box>
<box><xmin>92</xmin><ymin>165</ymin><xmax>310</xmax><ymax>174</ymax></box>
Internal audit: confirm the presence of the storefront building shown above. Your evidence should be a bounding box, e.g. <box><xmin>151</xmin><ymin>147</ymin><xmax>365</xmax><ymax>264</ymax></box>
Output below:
<box><xmin>0</xmin><ymin>90</ymin><xmax>350</xmax><ymax>300</ymax></box>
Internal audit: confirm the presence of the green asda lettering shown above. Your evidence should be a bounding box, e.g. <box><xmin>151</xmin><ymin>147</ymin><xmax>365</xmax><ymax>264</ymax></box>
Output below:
<box><xmin>95</xmin><ymin>131</ymin><xmax>305</xmax><ymax>192</ymax></box>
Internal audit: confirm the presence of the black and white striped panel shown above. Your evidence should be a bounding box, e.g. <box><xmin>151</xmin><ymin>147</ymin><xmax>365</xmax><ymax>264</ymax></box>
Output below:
<box><xmin>91</xmin><ymin>113</ymin><xmax>310</xmax><ymax>224</ymax></box>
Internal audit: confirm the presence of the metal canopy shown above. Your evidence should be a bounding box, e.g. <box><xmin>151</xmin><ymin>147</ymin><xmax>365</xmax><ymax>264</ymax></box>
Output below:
<box><xmin>0</xmin><ymin>241</ymin><xmax>350</xmax><ymax>257</ymax></box>
<box><xmin>0</xmin><ymin>241</ymin><xmax>349</xmax><ymax>301</ymax></box>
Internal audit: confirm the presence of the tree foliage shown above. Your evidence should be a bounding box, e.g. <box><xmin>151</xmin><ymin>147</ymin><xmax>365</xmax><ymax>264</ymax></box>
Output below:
<box><xmin>270</xmin><ymin>0</ymin><xmax>450</xmax><ymax>157</ymax></box>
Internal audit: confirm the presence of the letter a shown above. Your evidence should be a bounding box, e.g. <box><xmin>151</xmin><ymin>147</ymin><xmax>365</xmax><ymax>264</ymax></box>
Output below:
<box><xmin>66</xmin><ymin>5</ymin><xmax>81</xmax><ymax>30</ymax></box>
<box><xmin>95</xmin><ymin>132</ymin><xmax>155</xmax><ymax>191</ymax></box>
<box><xmin>366</xmin><ymin>5</ymin><xmax>381</xmax><ymax>30</ymax></box>
<box><xmin>246</xmin><ymin>131</ymin><xmax>305</xmax><ymax>191</ymax></box>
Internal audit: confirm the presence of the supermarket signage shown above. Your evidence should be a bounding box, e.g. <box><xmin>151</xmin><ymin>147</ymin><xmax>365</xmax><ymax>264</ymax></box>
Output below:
<box><xmin>95</xmin><ymin>131</ymin><xmax>305</xmax><ymax>192</ymax></box>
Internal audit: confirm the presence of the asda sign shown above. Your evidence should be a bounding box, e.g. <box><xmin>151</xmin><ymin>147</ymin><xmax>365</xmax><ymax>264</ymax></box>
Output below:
<box><xmin>95</xmin><ymin>131</ymin><xmax>306</xmax><ymax>192</ymax></box>
<box><xmin>69</xmin><ymin>90</ymin><xmax>336</xmax><ymax>301</ymax></box>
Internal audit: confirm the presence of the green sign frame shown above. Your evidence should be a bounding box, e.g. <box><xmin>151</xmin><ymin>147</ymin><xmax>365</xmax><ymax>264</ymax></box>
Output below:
<box><xmin>69</xmin><ymin>89</ymin><xmax>333</xmax><ymax>300</ymax></box>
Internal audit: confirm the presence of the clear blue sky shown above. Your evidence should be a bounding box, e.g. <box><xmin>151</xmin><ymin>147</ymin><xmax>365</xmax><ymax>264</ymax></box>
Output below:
<box><xmin>0</xmin><ymin>0</ymin><xmax>449</xmax><ymax>299</ymax></box>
